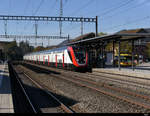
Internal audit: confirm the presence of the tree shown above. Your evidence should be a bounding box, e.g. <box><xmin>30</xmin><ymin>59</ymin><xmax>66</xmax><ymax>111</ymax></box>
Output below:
<box><xmin>98</xmin><ymin>32</ymin><xmax>107</xmax><ymax>36</ymax></box>
<box><xmin>4</xmin><ymin>41</ymin><xmax>22</xmax><ymax>61</ymax></box>
<box><xmin>33</xmin><ymin>46</ymin><xmax>46</xmax><ymax>52</ymax></box>
<box><xmin>19</xmin><ymin>41</ymin><xmax>34</xmax><ymax>55</ymax></box>
<box><xmin>3</xmin><ymin>41</ymin><xmax>34</xmax><ymax>61</ymax></box>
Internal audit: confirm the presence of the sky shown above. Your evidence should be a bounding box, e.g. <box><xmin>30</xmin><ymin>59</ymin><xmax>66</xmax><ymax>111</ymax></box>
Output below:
<box><xmin>0</xmin><ymin>0</ymin><xmax>150</xmax><ymax>47</ymax></box>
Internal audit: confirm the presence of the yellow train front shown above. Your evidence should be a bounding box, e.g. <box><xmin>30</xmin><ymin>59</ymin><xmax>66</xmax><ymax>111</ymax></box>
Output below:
<box><xmin>114</xmin><ymin>54</ymin><xmax>138</xmax><ymax>67</ymax></box>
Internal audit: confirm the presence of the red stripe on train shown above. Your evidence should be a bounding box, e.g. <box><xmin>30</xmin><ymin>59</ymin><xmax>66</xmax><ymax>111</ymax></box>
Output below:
<box><xmin>68</xmin><ymin>47</ymin><xmax>88</xmax><ymax>67</ymax></box>
<box><xmin>63</xmin><ymin>54</ymin><xmax>64</xmax><ymax>68</ymax></box>
<box><xmin>68</xmin><ymin>47</ymin><xmax>79</xmax><ymax>67</ymax></box>
<box><xmin>55</xmin><ymin>55</ymin><xmax>57</xmax><ymax>67</ymax></box>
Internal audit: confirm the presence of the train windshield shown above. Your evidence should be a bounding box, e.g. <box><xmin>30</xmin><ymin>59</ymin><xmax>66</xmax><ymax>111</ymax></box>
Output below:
<box><xmin>120</xmin><ymin>56</ymin><xmax>132</xmax><ymax>62</ymax></box>
<box><xmin>73</xmin><ymin>47</ymin><xmax>86</xmax><ymax>64</ymax></box>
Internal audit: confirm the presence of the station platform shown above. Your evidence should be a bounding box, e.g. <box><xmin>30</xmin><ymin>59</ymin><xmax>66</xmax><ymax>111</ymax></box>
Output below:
<box><xmin>93</xmin><ymin>62</ymin><xmax>150</xmax><ymax>80</ymax></box>
<box><xmin>0</xmin><ymin>63</ymin><xmax>14</xmax><ymax>113</ymax></box>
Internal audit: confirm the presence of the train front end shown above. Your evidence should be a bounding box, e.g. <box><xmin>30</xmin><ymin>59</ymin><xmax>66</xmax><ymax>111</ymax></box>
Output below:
<box><xmin>67</xmin><ymin>46</ymin><xmax>89</xmax><ymax>72</ymax></box>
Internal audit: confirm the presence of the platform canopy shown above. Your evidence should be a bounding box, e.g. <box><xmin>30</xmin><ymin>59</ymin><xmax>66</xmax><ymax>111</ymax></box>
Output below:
<box><xmin>66</xmin><ymin>33</ymin><xmax>149</xmax><ymax>48</ymax></box>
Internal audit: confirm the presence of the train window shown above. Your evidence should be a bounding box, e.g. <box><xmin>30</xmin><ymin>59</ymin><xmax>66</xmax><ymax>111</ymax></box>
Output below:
<box><xmin>58</xmin><ymin>59</ymin><xmax>62</xmax><ymax>63</ymax></box>
<box><xmin>73</xmin><ymin>47</ymin><xmax>86</xmax><ymax>64</ymax></box>
<box><xmin>45</xmin><ymin>58</ymin><xmax>48</xmax><ymax>62</ymax></box>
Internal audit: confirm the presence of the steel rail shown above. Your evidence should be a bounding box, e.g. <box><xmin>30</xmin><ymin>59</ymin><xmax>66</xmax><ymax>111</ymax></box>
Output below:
<box><xmin>23</xmin><ymin>72</ymin><xmax>75</xmax><ymax>113</ymax></box>
<box><xmin>22</xmin><ymin>62</ymin><xmax>150</xmax><ymax>97</ymax></box>
<box><xmin>50</xmin><ymin>68</ymin><xmax>150</xmax><ymax>101</ymax></box>
<box><xmin>86</xmin><ymin>71</ymin><xmax>150</xmax><ymax>90</ymax></box>
<box><xmin>64</xmin><ymin>74</ymin><xmax>150</xmax><ymax>101</ymax></box>
<box><xmin>20</xmin><ymin>62</ymin><xmax>150</xmax><ymax>110</ymax></box>
<box><xmin>93</xmin><ymin>70</ymin><xmax>150</xmax><ymax>81</ymax></box>
<box><xmin>48</xmin><ymin>73</ymin><xmax>150</xmax><ymax>110</ymax></box>
<box><xmin>10</xmin><ymin>64</ymin><xmax>37</xmax><ymax>113</ymax></box>
<box><xmin>23</xmin><ymin>62</ymin><xmax>150</xmax><ymax>90</ymax></box>
<box><xmin>32</xmin><ymin>62</ymin><xmax>150</xmax><ymax>90</ymax></box>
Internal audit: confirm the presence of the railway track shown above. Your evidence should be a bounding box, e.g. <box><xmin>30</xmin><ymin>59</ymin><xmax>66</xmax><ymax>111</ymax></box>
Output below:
<box><xmin>93</xmin><ymin>70</ymin><xmax>150</xmax><ymax>81</ymax></box>
<box><xmin>67</xmin><ymin>70</ymin><xmax>150</xmax><ymax>92</ymax></box>
<box><xmin>48</xmin><ymin>74</ymin><xmax>150</xmax><ymax>111</ymax></box>
<box><xmin>13</xmin><ymin>65</ymin><xmax>75</xmax><ymax>113</ymax></box>
<box><xmin>88</xmin><ymin>71</ymin><xmax>150</xmax><ymax>87</ymax></box>
<box><xmin>26</xmin><ymin>62</ymin><xmax>150</xmax><ymax>92</ymax></box>
<box><xmin>57</xmin><ymin>65</ymin><xmax>150</xmax><ymax>92</ymax></box>
<box><xmin>23</xmin><ymin>72</ymin><xmax>75</xmax><ymax>113</ymax></box>
<box><xmin>22</xmin><ymin>62</ymin><xmax>150</xmax><ymax>90</ymax></box>
<box><xmin>9</xmin><ymin>63</ymin><xmax>38</xmax><ymax>113</ymax></box>
<box><xmin>19</xmin><ymin>62</ymin><xmax>150</xmax><ymax>112</ymax></box>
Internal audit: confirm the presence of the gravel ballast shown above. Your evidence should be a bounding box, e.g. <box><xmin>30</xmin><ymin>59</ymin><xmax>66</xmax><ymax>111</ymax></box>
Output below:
<box><xmin>14</xmin><ymin>64</ymin><xmax>150</xmax><ymax>113</ymax></box>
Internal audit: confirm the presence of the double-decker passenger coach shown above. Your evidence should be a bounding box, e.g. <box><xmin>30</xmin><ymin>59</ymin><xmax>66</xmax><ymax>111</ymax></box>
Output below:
<box><xmin>23</xmin><ymin>46</ymin><xmax>89</xmax><ymax>72</ymax></box>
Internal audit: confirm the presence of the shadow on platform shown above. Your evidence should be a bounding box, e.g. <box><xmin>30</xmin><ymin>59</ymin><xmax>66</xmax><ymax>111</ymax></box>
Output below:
<box><xmin>0</xmin><ymin>73</ymin><xmax>11</xmax><ymax>94</ymax></box>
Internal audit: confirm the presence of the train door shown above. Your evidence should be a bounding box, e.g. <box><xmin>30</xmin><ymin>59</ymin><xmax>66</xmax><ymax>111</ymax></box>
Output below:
<box><xmin>43</xmin><ymin>55</ymin><xmax>45</xmax><ymax>64</ymax></box>
<box><xmin>48</xmin><ymin>55</ymin><xmax>50</xmax><ymax>66</ymax></box>
<box><xmin>38</xmin><ymin>55</ymin><xmax>40</xmax><ymax>64</ymax></box>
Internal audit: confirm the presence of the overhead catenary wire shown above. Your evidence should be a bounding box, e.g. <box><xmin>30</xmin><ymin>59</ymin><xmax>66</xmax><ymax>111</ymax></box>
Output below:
<box><xmin>103</xmin><ymin>15</ymin><xmax>150</xmax><ymax>32</ymax></box>
<box><xmin>32</xmin><ymin>0</ymin><xmax>45</xmax><ymax>16</ymax></box>
<box><xmin>67</xmin><ymin>0</ymin><xmax>93</xmax><ymax>16</ymax></box>
<box><xmin>8</xmin><ymin>0</ymin><xmax>12</xmax><ymax>15</ymax></box>
<box><xmin>63</xmin><ymin>0</ymin><xmax>94</xmax><ymax>36</ymax></box>
<box><xmin>97</xmin><ymin>0</ymin><xmax>135</xmax><ymax>17</ymax></box>
<box><xmin>63</xmin><ymin>0</ymin><xmax>133</xmax><ymax>36</ymax></box>
<box><xmin>23</xmin><ymin>0</ymin><xmax>45</xmax><ymax>42</ymax></box>
<box><xmin>59</xmin><ymin>0</ymin><xmax>63</xmax><ymax>37</ymax></box>
<box><xmin>63</xmin><ymin>0</ymin><xmax>68</xmax><ymax>8</ymax></box>
<box><xmin>83</xmin><ymin>0</ymin><xmax>127</xmax><ymax>16</ymax></box>
<box><xmin>23</xmin><ymin>0</ymin><xmax>31</xmax><ymax>15</ymax></box>
<box><xmin>47</xmin><ymin>0</ymin><xmax>58</xmax><ymax>15</ymax></box>
<box><xmin>101</xmin><ymin>0</ymin><xmax>150</xmax><ymax>21</ymax></box>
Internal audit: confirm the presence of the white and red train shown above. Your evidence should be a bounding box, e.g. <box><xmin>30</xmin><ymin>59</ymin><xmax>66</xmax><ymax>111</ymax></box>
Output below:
<box><xmin>23</xmin><ymin>46</ymin><xmax>90</xmax><ymax>71</ymax></box>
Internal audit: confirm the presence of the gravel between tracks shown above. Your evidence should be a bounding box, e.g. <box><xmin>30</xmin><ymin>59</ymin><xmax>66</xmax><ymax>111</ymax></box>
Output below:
<box><xmin>13</xmin><ymin>67</ymin><xmax>65</xmax><ymax>113</ymax></box>
<box><xmin>22</xmin><ymin>62</ymin><xmax>150</xmax><ymax>96</ymax></box>
<box><xmin>16</xmin><ymin>64</ymin><xmax>149</xmax><ymax>113</ymax></box>
<box><xmin>90</xmin><ymin>71</ymin><xmax>150</xmax><ymax>94</ymax></box>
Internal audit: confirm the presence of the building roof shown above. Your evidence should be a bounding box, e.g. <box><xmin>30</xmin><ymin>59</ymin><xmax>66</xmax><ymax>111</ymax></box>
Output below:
<box><xmin>58</xmin><ymin>39</ymin><xmax>72</xmax><ymax>46</ymax></box>
<box><xmin>115</xmin><ymin>28</ymin><xmax>150</xmax><ymax>41</ymax></box>
<box><xmin>71</xmin><ymin>32</ymin><xmax>95</xmax><ymax>42</ymax></box>
<box><xmin>67</xmin><ymin>34</ymin><xmax>121</xmax><ymax>47</ymax></box>
<box><xmin>57</xmin><ymin>32</ymin><xmax>95</xmax><ymax>47</ymax></box>
<box><xmin>117</xmin><ymin>29</ymin><xmax>141</xmax><ymax>34</ymax></box>
<box><xmin>116</xmin><ymin>28</ymin><xmax>150</xmax><ymax>35</ymax></box>
<box><xmin>67</xmin><ymin>28</ymin><xmax>150</xmax><ymax>47</ymax></box>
